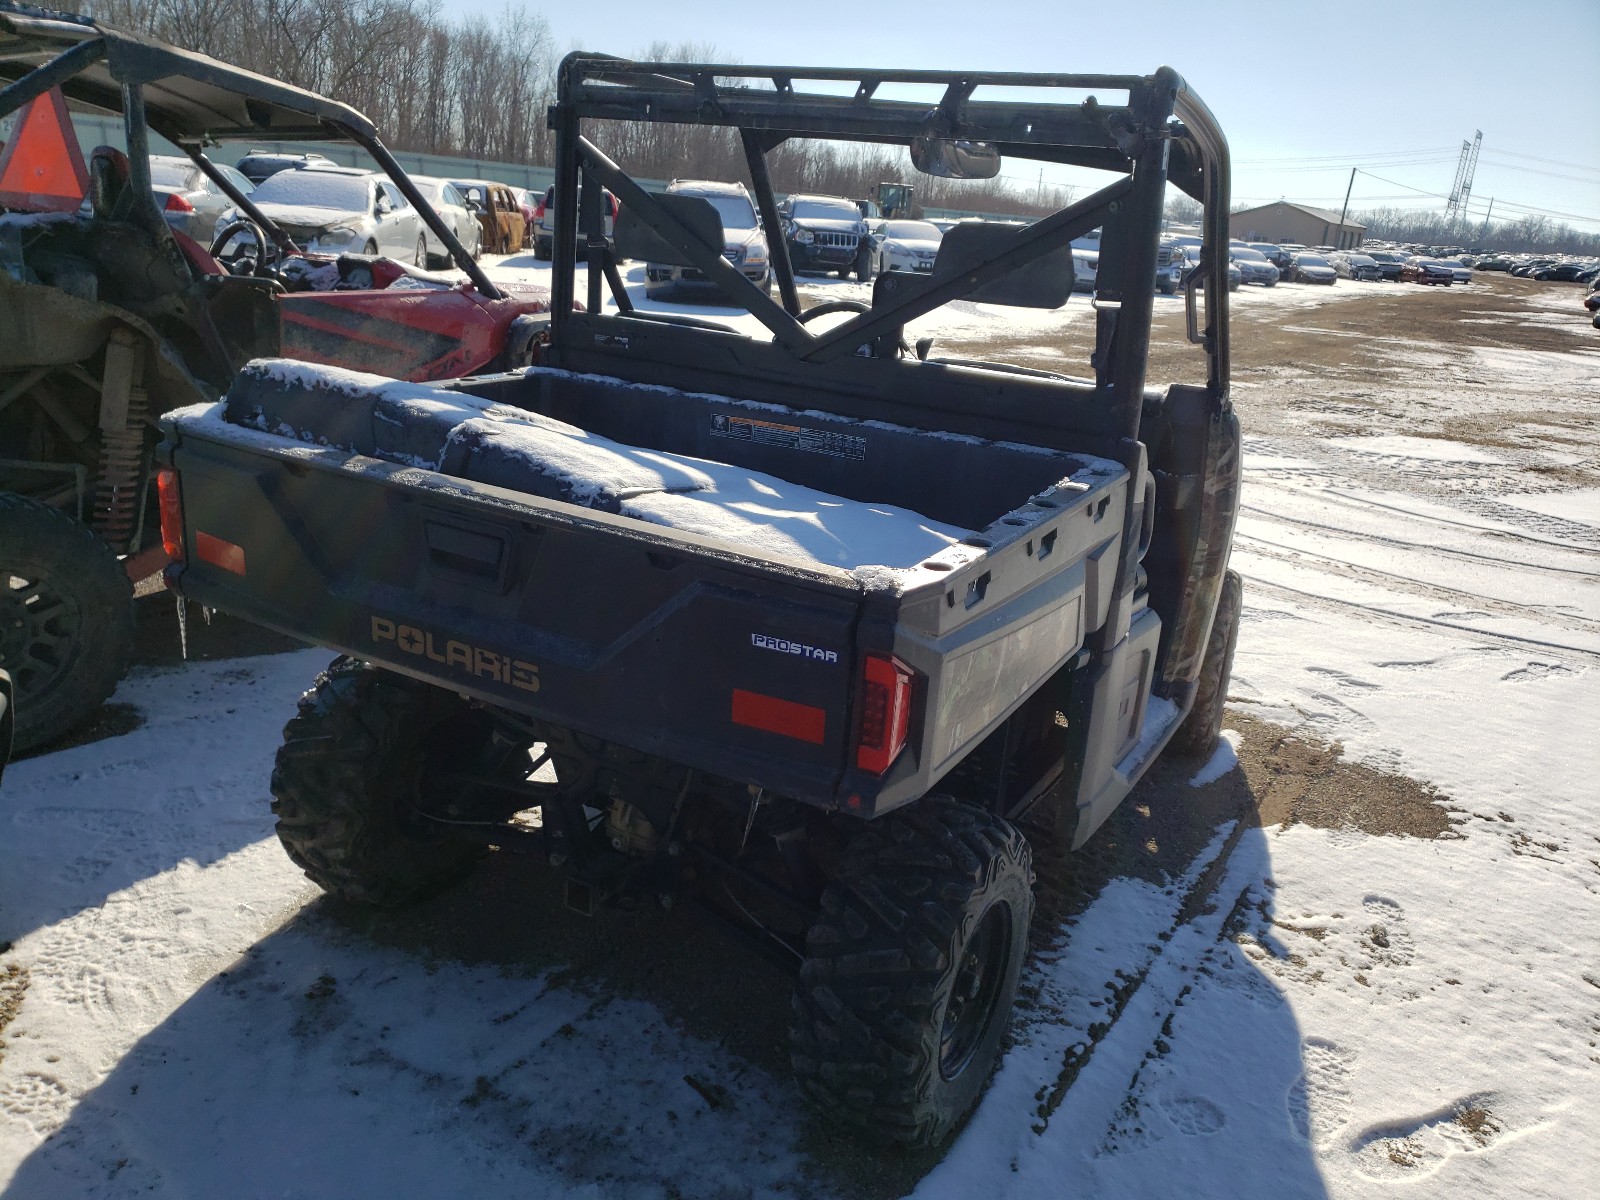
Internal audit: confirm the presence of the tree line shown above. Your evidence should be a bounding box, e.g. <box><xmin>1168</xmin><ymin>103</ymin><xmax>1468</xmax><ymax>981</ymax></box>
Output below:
<box><xmin>1350</xmin><ymin>206</ymin><xmax>1599</xmax><ymax>257</ymax></box>
<box><xmin>84</xmin><ymin>1</ymin><xmax>1070</xmax><ymax>217</ymax></box>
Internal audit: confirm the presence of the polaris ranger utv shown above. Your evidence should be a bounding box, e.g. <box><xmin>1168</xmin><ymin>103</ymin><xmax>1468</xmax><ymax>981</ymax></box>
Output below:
<box><xmin>157</xmin><ymin>55</ymin><xmax>1242</xmax><ymax>1146</ymax></box>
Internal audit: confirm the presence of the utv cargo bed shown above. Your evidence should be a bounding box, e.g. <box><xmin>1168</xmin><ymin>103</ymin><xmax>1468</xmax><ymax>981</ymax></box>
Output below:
<box><xmin>163</xmin><ymin>359</ymin><xmax>1136</xmax><ymax>816</ymax></box>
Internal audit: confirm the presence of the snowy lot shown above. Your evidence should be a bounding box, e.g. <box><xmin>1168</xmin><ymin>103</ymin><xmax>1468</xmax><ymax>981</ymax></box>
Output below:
<box><xmin>2</xmin><ymin>272</ymin><xmax>1598</xmax><ymax>1198</ymax></box>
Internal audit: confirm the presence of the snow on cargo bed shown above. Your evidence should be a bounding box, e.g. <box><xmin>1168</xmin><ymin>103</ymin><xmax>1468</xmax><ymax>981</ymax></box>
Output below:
<box><xmin>184</xmin><ymin>359</ymin><xmax>1120</xmax><ymax>573</ymax></box>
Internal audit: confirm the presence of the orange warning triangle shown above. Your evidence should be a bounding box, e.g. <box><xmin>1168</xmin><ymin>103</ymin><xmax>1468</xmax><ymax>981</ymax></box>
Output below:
<box><xmin>0</xmin><ymin>86</ymin><xmax>91</xmax><ymax>213</ymax></box>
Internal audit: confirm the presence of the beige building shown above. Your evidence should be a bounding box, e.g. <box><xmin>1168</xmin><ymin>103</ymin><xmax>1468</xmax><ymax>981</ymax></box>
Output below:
<box><xmin>1229</xmin><ymin>201</ymin><xmax>1366</xmax><ymax>250</ymax></box>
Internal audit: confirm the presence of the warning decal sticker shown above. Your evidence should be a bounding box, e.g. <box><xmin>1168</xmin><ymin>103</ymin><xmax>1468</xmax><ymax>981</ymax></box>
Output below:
<box><xmin>711</xmin><ymin>414</ymin><xmax>866</xmax><ymax>460</ymax></box>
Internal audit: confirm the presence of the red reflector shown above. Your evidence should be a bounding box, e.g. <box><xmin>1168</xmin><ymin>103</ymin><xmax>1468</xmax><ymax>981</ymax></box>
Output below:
<box><xmin>855</xmin><ymin>654</ymin><xmax>914</xmax><ymax>775</ymax></box>
<box><xmin>163</xmin><ymin>192</ymin><xmax>194</xmax><ymax>213</ymax></box>
<box><xmin>156</xmin><ymin>468</ymin><xmax>184</xmax><ymax>562</ymax></box>
<box><xmin>731</xmin><ymin>688</ymin><xmax>826</xmax><ymax>745</ymax></box>
<box><xmin>195</xmin><ymin>530</ymin><xmax>246</xmax><ymax>576</ymax></box>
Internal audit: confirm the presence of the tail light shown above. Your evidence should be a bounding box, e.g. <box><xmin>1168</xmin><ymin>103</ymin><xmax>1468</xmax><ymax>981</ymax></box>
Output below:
<box><xmin>163</xmin><ymin>192</ymin><xmax>194</xmax><ymax>213</ymax></box>
<box><xmin>534</xmin><ymin>196</ymin><xmax>546</xmax><ymax>221</ymax></box>
<box><xmin>156</xmin><ymin>468</ymin><xmax>184</xmax><ymax>561</ymax></box>
<box><xmin>854</xmin><ymin>653</ymin><xmax>914</xmax><ymax>775</ymax></box>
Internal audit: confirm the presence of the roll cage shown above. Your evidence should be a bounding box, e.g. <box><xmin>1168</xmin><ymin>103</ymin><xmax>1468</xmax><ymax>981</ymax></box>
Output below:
<box><xmin>546</xmin><ymin>54</ymin><xmax>1231</xmax><ymax>440</ymax></box>
<box><xmin>0</xmin><ymin>1</ymin><xmax>502</xmax><ymax>296</ymax></box>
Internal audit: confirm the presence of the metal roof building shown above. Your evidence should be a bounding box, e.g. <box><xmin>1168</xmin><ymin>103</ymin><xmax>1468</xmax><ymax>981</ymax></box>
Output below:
<box><xmin>1229</xmin><ymin>201</ymin><xmax>1366</xmax><ymax>249</ymax></box>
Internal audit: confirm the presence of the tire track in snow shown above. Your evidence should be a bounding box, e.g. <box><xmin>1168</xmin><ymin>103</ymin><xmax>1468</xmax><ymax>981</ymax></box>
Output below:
<box><xmin>1234</xmin><ymin>532</ymin><xmax>1600</xmax><ymax>635</ymax></box>
<box><xmin>1237</xmin><ymin>505</ymin><xmax>1600</xmax><ymax>579</ymax></box>
<box><xmin>1319</xmin><ymin>488</ymin><xmax>1600</xmax><ymax>552</ymax></box>
<box><xmin>1241</xmin><ymin>575</ymin><xmax>1600</xmax><ymax>660</ymax></box>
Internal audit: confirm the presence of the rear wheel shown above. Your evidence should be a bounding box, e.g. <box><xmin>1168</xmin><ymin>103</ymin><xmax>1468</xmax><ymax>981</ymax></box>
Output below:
<box><xmin>1170</xmin><ymin>568</ymin><xmax>1243</xmax><ymax>756</ymax></box>
<box><xmin>790</xmin><ymin>797</ymin><xmax>1034</xmax><ymax>1147</ymax></box>
<box><xmin>534</xmin><ymin>237</ymin><xmax>551</xmax><ymax>261</ymax></box>
<box><xmin>271</xmin><ymin>657</ymin><xmax>506</xmax><ymax>906</ymax></box>
<box><xmin>414</xmin><ymin>235</ymin><xmax>428</xmax><ymax>267</ymax></box>
<box><xmin>0</xmin><ymin>494</ymin><xmax>134</xmax><ymax>755</ymax></box>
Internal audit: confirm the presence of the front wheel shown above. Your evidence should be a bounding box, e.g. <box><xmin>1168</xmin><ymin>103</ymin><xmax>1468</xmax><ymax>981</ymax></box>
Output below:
<box><xmin>363</xmin><ymin>239</ymin><xmax>379</xmax><ymax>256</ymax></box>
<box><xmin>1170</xmin><ymin>568</ymin><xmax>1242</xmax><ymax>756</ymax></box>
<box><xmin>414</xmin><ymin>235</ymin><xmax>428</xmax><ymax>267</ymax></box>
<box><xmin>790</xmin><ymin>797</ymin><xmax>1034</xmax><ymax>1147</ymax></box>
<box><xmin>271</xmin><ymin>658</ymin><xmax>507</xmax><ymax>906</ymax></box>
<box><xmin>0</xmin><ymin>494</ymin><xmax>134</xmax><ymax>754</ymax></box>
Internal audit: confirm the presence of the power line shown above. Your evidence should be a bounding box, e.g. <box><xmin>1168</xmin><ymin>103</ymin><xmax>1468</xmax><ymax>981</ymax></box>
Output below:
<box><xmin>1476</xmin><ymin>159</ymin><xmax>1600</xmax><ymax>186</ymax></box>
<box><xmin>1480</xmin><ymin>148</ymin><xmax>1600</xmax><ymax>175</ymax></box>
<box><xmin>1232</xmin><ymin>145</ymin><xmax>1458</xmax><ymax>165</ymax></box>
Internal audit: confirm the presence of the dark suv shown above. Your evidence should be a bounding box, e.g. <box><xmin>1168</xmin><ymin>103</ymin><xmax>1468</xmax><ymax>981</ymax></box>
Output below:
<box><xmin>778</xmin><ymin>192</ymin><xmax>870</xmax><ymax>278</ymax></box>
<box><xmin>234</xmin><ymin>149</ymin><xmax>335</xmax><ymax>185</ymax></box>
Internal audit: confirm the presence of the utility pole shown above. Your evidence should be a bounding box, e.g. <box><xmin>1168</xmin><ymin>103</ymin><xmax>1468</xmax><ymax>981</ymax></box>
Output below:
<box><xmin>1477</xmin><ymin>197</ymin><xmax>1495</xmax><ymax>244</ymax></box>
<box><xmin>1337</xmin><ymin>167</ymin><xmax>1356</xmax><ymax>249</ymax></box>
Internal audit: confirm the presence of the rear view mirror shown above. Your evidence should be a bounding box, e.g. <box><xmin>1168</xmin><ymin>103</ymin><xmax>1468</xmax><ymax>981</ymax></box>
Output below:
<box><xmin>933</xmin><ymin>221</ymin><xmax>1074</xmax><ymax>308</ymax></box>
<box><xmin>911</xmin><ymin>137</ymin><xmax>1001</xmax><ymax>180</ymax></box>
<box><xmin>614</xmin><ymin>194</ymin><xmax>725</xmax><ymax>266</ymax></box>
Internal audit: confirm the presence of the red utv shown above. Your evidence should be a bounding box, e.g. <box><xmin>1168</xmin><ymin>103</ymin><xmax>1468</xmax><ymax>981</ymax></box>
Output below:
<box><xmin>0</xmin><ymin>2</ymin><xmax>555</xmax><ymax>753</ymax></box>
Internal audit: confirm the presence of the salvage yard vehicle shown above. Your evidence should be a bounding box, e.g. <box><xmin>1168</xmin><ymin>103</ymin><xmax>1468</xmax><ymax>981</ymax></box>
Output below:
<box><xmin>643</xmin><ymin>178</ymin><xmax>769</xmax><ymax>296</ymax></box>
<box><xmin>0</xmin><ymin>2</ymin><xmax>551</xmax><ymax>753</ymax></box>
<box><xmin>1400</xmin><ymin>256</ymin><xmax>1454</xmax><ymax>285</ymax></box>
<box><xmin>149</xmin><ymin>153</ymin><xmax>258</xmax><ymax>244</ymax></box>
<box><xmin>778</xmin><ymin>191</ymin><xmax>872</xmax><ymax>278</ymax></box>
<box><xmin>869</xmin><ymin>218</ymin><xmax>944</xmax><ymax>275</ymax></box>
<box><xmin>1290</xmin><ymin>251</ymin><xmax>1338</xmax><ymax>284</ymax></box>
<box><xmin>157</xmin><ymin>54</ymin><xmax>1242</xmax><ymax>1147</ymax></box>
<box><xmin>407</xmin><ymin>174</ymin><xmax>485</xmax><ymax>264</ymax></box>
<box><xmin>532</xmin><ymin>182</ymin><xmax>618</xmax><ymax>260</ymax></box>
<box><xmin>240</xmin><ymin>164</ymin><xmax>426</xmax><ymax>263</ymax></box>
<box><xmin>452</xmin><ymin>179</ymin><xmax>527</xmax><ymax>254</ymax></box>
<box><xmin>1229</xmin><ymin>244</ymin><xmax>1279</xmax><ymax>286</ymax></box>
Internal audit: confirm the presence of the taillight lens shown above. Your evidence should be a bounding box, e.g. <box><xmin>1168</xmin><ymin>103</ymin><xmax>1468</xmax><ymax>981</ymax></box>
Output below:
<box><xmin>534</xmin><ymin>199</ymin><xmax>546</xmax><ymax>221</ymax></box>
<box><xmin>156</xmin><ymin>468</ymin><xmax>184</xmax><ymax>561</ymax></box>
<box><xmin>855</xmin><ymin>653</ymin><xmax>914</xmax><ymax>775</ymax></box>
<box><xmin>163</xmin><ymin>192</ymin><xmax>194</xmax><ymax>213</ymax></box>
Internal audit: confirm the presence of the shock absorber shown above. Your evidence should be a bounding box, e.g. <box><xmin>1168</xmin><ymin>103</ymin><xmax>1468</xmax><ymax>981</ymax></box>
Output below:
<box><xmin>91</xmin><ymin>329</ymin><xmax>149</xmax><ymax>554</ymax></box>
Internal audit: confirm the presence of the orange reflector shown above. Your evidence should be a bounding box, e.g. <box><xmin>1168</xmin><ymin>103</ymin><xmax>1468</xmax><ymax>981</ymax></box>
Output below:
<box><xmin>731</xmin><ymin>688</ymin><xmax>826</xmax><ymax>745</ymax></box>
<box><xmin>0</xmin><ymin>87</ymin><xmax>89</xmax><ymax>212</ymax></box>
<box><xmin>195</xmin><ymin>531</ymin><xmax>246</xmax><ymax>576</ymax></box>
<box><xmin>156</xmin><ymin>469</ymin><xmax>184</xmax><ymax>562</ymax></box>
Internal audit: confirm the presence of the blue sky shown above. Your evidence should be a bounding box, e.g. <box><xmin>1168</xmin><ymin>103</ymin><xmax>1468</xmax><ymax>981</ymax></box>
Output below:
<box><xmin>448</xmin><ymin>0</ymin><xmax>1599</xmax><ymax>229</ymax></box>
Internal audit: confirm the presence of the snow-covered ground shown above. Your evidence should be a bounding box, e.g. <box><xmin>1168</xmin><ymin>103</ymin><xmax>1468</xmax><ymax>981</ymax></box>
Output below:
<box><xmin>2</xmin><ymin>278</ymin><xmax>1598</xmax><ymax>1198</ymax></box>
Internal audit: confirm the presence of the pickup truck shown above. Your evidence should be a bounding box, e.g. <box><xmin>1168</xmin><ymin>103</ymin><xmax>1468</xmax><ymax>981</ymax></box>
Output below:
<box><xmin>158</xmin><ymin>56</ymin><xmax>1242</xmax><ymax>1148</ymax></box>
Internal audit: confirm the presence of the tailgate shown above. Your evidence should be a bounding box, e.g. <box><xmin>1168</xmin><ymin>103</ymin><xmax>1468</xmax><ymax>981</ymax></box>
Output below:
<box><xmin>162</xmin><ymin>419</ymin><xmax>865</xmax><ymax>805</ymax></box>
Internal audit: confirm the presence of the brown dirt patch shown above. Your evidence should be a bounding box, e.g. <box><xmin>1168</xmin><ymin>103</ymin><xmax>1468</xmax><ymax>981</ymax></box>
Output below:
<box><xmin>1228</xmin><ymin>711</ymin><xmax>1458</xmax><ymax>839</ymax></box>
<box><xmin>0</xmin><ymin>961</ymin><xmax>29</xmax><ymax>1069</ymax></box>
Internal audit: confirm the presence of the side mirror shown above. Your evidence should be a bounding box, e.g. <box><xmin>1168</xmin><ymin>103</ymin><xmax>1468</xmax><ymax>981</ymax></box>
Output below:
<box><xmin>911</xmin><ymin>137</ymin><xmax>1001</xmax><ymax>180</ymax></box>
<box><xmin>375</xmin><ymin>196</ymin><xmax>392</xmax><ymax>216</ymax></box>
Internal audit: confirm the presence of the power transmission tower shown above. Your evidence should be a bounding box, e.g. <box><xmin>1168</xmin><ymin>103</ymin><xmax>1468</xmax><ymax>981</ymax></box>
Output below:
<box><xmin>1444</xmin><ymin>131</ymin><xmax>1482</xmax><ymax>230</ymax></box>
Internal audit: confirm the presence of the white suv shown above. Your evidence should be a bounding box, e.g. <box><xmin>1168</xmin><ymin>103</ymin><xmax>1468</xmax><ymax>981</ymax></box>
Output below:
<box><xmin>644</xmin><ymin>180</ymin><xmax>772</xmax><ymax>297</ymax></box>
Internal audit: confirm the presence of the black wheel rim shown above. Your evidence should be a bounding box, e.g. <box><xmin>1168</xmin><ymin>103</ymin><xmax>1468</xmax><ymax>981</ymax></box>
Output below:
<box><xmin>940</xmin><ymin>902</ymin><xmax>1012</xmax><ymax>1081</ymax></box>
<box><xmin>1</xmin><ymin>565</ymin><xmax>82</xmax><ymax>698</ymax></box>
